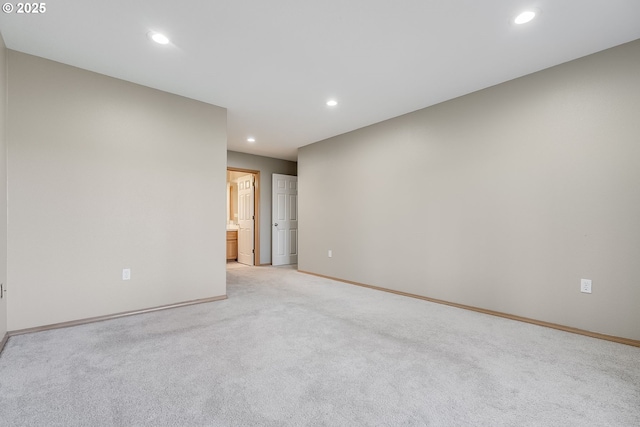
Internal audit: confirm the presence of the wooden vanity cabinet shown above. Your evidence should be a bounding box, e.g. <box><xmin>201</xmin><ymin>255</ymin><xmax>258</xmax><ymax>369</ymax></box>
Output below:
<box><xmin>226</xmin><ymin>230</ymin><xmax>238</xmax><ymax>260</ymax></box>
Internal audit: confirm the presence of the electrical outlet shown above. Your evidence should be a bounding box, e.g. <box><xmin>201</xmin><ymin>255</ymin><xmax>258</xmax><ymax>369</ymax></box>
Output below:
<box><xmin>328</xmin><ymin>250</ymin><xmax>332</xmax><ymax>258</ymax></box>
<box><xmin>580</xmin><ymin>279</ymin><xmax>592</xmax><ymax>294</ymax></box>
<box><xmin>123</xmin><ymin>268</ymin><xmax>131</xmax><ymax>281</ymax></box>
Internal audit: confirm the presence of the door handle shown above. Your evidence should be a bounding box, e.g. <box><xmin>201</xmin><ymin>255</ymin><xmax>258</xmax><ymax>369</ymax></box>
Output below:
<box><xmin>274</xmin><ymin>223</ymin><xmax>278</xmax><ymax>226</ymax></box>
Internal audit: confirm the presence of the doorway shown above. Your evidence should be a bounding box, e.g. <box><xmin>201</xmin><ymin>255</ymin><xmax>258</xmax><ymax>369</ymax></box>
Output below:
<box><xmin>227</xmin><ymin>168</ymin><xmax>260</xmax><ymax>266</ymax></box>
<box><xmin>272</xmin><ymin>174</ymin><xmax>298</xmax><ymax>266</ymax></box>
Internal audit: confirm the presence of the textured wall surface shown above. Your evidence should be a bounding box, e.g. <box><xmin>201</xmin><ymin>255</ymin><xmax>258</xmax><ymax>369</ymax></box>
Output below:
<box><xmin>299</xmin><ymin>40</ymin><xmax>640</xmax><ymax>340</ymax></box>
<box><xmin>7</xmin><ymin>51</ymin><xmax>227</xmax><ymax>330</ymax></box>
<box><xmin>0</xmin><ymin>34</ymin><xmax>7</xmax><ymax>339</ymax></box>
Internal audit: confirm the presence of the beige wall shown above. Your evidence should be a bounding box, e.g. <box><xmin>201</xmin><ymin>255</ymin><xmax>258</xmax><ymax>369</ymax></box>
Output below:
<box><xmin>227</xmin><ymin>151</ymin><xmax>297</xmax><ymax>264</ymax></box>
<box><xmin>7</xmin><ymin>51</ymin><xmax>227</xmax><ymax>330</ymax></box>
<box><xmin>0</xmin><ymin>34</ymin><xmax>7</xmax><ymax>339</ymax></box>
<box><xmin>299</xmin><ymin>39</ymin><xmax>640</xmax><ymax>341</ymax></box>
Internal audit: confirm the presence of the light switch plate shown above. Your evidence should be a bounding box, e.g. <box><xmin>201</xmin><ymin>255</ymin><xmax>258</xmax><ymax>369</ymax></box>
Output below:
<box><xmin>580</xmin><ymin>279</ymin><xmax>592</xmax><ymax>294</ymax></box>
<box><xmin>123</xmin><ymin>268</ymin><xmax>131</xmax><ymax>281</ymax></box>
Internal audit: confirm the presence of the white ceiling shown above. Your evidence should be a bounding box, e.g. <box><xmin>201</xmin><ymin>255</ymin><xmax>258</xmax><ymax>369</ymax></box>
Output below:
<box><xmin>1</xmin><ymin>1</ymin><xmax>639</xmax><ymax>161</ymax></box>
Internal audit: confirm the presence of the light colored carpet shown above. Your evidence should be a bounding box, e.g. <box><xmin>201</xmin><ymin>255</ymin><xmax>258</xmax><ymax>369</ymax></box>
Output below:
<box><xmin>225</xmin><ymin>261</ymin><xmax>248</xmax><ymax>270</ymax></box>
<box><xmin>0</xmin><ymin>266</ymin><xmax>638</xmax><ymax>426</ymax></box>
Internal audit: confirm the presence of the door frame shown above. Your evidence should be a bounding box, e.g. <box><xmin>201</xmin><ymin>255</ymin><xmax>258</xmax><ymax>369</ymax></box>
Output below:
<box><xmin>227</xmin><ymin>167</ymin><xmax>260</xmax><ymax>265</ymax></box>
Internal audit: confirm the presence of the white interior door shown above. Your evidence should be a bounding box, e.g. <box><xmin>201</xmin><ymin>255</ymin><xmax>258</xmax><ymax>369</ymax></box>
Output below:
<box><xmin>237</xmin><ymin>174</ymin><xmax>255</xmax><ymax>266</ymax></box>
<box><xmin>272</xmin><ymin>174</ymin><xmax>298</xmax><ymax>266</ymax></box>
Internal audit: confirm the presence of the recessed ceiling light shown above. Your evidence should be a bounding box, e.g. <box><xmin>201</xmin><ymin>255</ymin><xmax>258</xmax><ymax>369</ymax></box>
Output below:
<box><xmin>326</xmin><ymin>99</ymin><xmax>338</xmax><ymax>107</ymax></box>
<box><xmin>247</xmin><ymin>137</ymin><xmax>256</xmax><ymax>143</ymax></box>
<box><xmin>514</xmin><ymin>10</ymin><xmax>537</xmax><ymax>25</ymax></box>
<box><xmin>148</xmin><ymin>32</ymin><xmax>170</xmax><ymax>45</ymax></box>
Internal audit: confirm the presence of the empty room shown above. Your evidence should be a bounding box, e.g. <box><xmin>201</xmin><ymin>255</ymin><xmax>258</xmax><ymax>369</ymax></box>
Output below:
<box><xmin>1</xmin><ymin>1</ymin><xmax>639</xmax><ymax>426</ymax></box>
